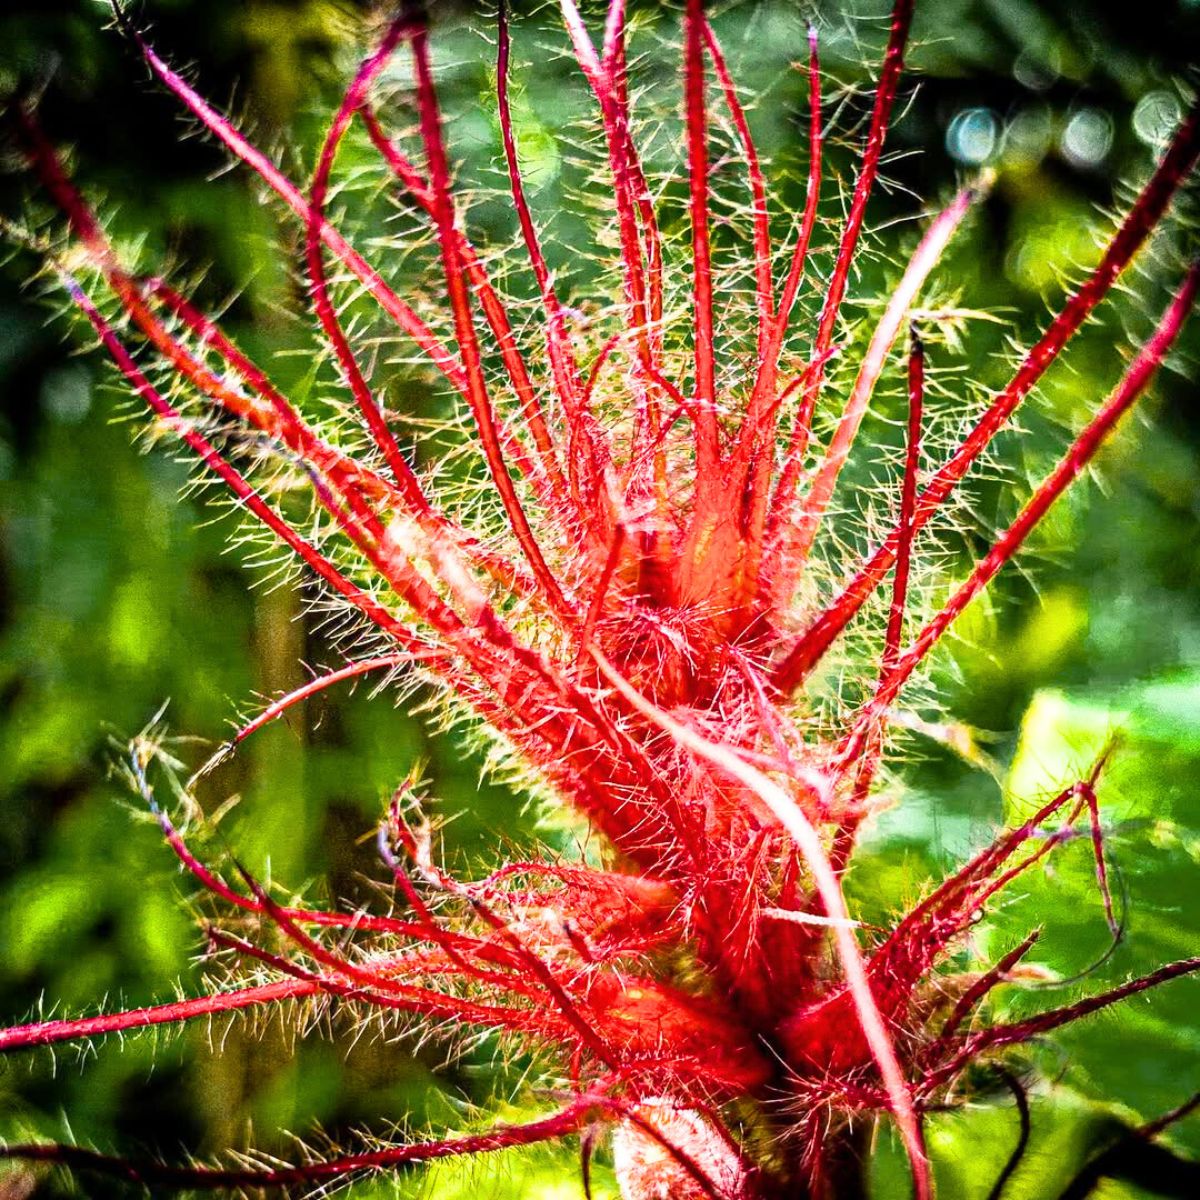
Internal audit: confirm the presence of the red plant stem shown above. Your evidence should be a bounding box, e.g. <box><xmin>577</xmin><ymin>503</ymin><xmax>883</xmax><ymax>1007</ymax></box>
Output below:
<box><xmin>774</xmin><ymin>101</ymin><xmax>1200</xmax><ymax>693</ymax></box>
<box><xmin>580</xmin><ymin>333</ymin><xmax>624</xmax><ymax>413</ymax></box>
<box><xmin>356</xmin><ymin>102</ymin><xmax>574</xmax><ymax>510</ymax></box>
<box><xmin>771</xmin><ymin>26</ymin><xmax>824</xmax><ymax>338</ymax></box>
<box><xmin>783</xmin><ymin>0</ymin><xmax>915</xmax><ymax>475</ymax></box>
<box><xmin>1</xmin><ymin>1095</ymin><xmax>604</xmax><ymax>1187</ymax></box>
<box><xmin>230</xmin><ymin>656</ymin><xmax>409</xmax><ymax>745</ymax></box>
<box><xmin>578</xmin><ymin>520</ymin><xmax>626</xmax><ymax>657</ymax></box>
<box><xmin>970</xmin><ymin>820</ymin><xmax>1087</xmax><ymax>916</ymax></box>
<box><xmin>684</xmin><ymin>0</ymin><xmax>719</xmax><ymax>468</ymax></box>
<box><xmin>307</xmin><ymin>16</ymin><xmax>438</xmax><ymax>517</ymax></box>
<box><xmin>127</xmin><ymin>30</ymin><xmax>476</xmax><ymax>398</ymax></box>
<box><xmin>886</xmin><ymin>328</ymin><xmax>925</xmax><ymax>670</ymax></box>
<box><xmin>0</xmin><ymin>979</ymin><xmax>318</xmax><ymax>1053</ymax></box>
<box><xmin>207</xmin><ymin>923</ymin><xmax>531</xmax><ymax>1028</ymax></box>
<box><xmin>1140</xmin><ymin>1091</ymin><xmax>1200</xmax><ymax>1139</ymax></box>
<box><xmin>409</xmin><ymin>22</ymin><xmax>573</xmax><ymax>621</ymax></box>
<box><xmin>872</xmin><ymin>780</ymin><xmax>1088</xmax><ymax>978</ymax></box>
<box><xmin>496</xmin><ymin>2</ymin><xmax>585</xmax><ymax>417</ymax></box>
<box><xmin>149</xmin><ymin>280</ymin><xmax>539</xmax><ymax>598</ymax></box>
<box><xmin>15</xmin><ymin>114</ymin><xmax>392</xmax><ymax>563</ymax></box>
<box><xmin>937</xmin><ymin>929</ymin><xmax>1041</xmax><ymax>1043</ymax></box>
<box><xmin>560</xmin><ymin>0</ymin><xmax>651</xmax><ymax>357</ymax></box>
<box><xmin>927</xmin><ymin>956</ymin><xmax>1200</xmax><ymax>1091</ymax></box>
<box><xmin>375</xmin><ymin>819</ymin><xmax>513</xmax><ymax>986</ymax></box>
<box><xmin>601</xmin><ymin>1</ymin><xmax>666</xmax><ymax>361</ymax></box>
<box><xmin>136</xmin><ymin>764</ymin><xmax>453</xmax><ymax>941</ymax></box>
<box><xmin>829</xmin><ymin>330</ymin><xmax>926</xmax><ymax>869</ymax></box>
<box><xmin>389</xmin><ymin>832</ymin><xmax>620</xmax><ymax>1070</ymax></box>
<box><xmin>227</xmin><ymin>861</ymin><xmax>556</xmax><ymax>1032</ymax></box>
<box><xmin>56</xmin><ymin>272</ymin><xmax>432</xmax><ymax>659</ymax></box>
<box><xmin>731</xmin><ymin>26</ymin><xmax>820</xmax><ymax>611</ymax></box>
<box><xmin>602</xmin><ymin>0</ymin><xmax>627</xmax><ymax>61</ymax></box>
<box><xmin>141</xmin><ymin>284</ymin><xmax>392</xmax><ymax>515</ymax></box>
<box><xmin>1081</xmin><ymin>779</ymin><xmax>1120</xmax><ymax>939</ymax></box>
<box><xmin>740</xmin><ymin>25</ymin><xmax>823</xmax><ymax>459</ymax></box>
<box><xmin>702</xmin><ymin>19</ymin><xmax>773</xmax><ymax>356</ymax></box>
<box><xmin>784</xmin><ymin>183</ymin><xmax>977</xmax><ymax>567</ymax></box>
<box><xmin>559</xmin><ymin>0</ymin><xmax>666</xmax><ymax>480</ymax></box>
<box><xmin>849</xmin><ymin>259</ymin><xmax>1200</xmax><ymax>740</ymax></box>
<box><xmin>62</xmin><ymin>266</ymin><xmax>595</xmax><ymax>782</ymax></box>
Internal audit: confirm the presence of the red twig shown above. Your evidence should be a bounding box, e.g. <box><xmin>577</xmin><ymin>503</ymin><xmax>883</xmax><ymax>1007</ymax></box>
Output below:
<box><xmin>1</xmin><ymin>1094</ymin><xmax>604</xmax><ymax>1188</ymax></box>
<box><xmin>784</xmin><ymin>0</ymin><xmax>915</xmax><ymax>474</ymax></box>
<box><xmin>850</xmin><ymin>259</ymin><xmax>1200</xmax><ymax>737</ymax></box>
<box><xmin>409</xmin><ymin>20</ymin><xmax>574</xmax><ymax>621</ymax></box>
<box><xmin>774</xmin><ymin>102</ymin><xmax>1200</xmax><ymax>692</ymax></box>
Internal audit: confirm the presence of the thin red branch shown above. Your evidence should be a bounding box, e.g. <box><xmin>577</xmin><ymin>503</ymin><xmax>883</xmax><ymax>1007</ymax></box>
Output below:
<box><xmin>774</xmin><ymin>101</ymin><xmax>1200</xmax><ymax>692</ymax></box>
<box><xmin>357</xmin><ymin>101</ymin><xmax>573</xmax><ymax>510</ymax></box>
<box><xmin>928</xmin><ymin>956</ymin><xmax>1200</xmax><ymax>1090</ymax></box>
<box><xmin>409</xmin><ymin>21</ymin><xmax>574</xmax><ymax>621</ymax></box>
<box><xmin>937</xmin><ymin>929</ymin><xmax>1042</xmax><ymax>1043</ymax></box>
<box><xmin>729</xmin><ymin>25</ymin><xmax>820</xmax><ymax>612</ymax></box>
<box><xmin>307</xmin><ymin>16</ymin><xmax>438</xmax><ymax>518</ymax></box>
<box><xmin>885</xmin><ymin>327</ymin><xmax>925</xmax><ymax>671</ymax></box>
<box><xmin>134</xmin><ymin>759</ymin><xmax>446</xmax><ymax>941</ymax></box>
<box><xmin>684</xmin><ymin>0</ymin><xmax>720</xmax><ymax>468</ymax></box>
<box><xmin>56</xmin><ymin>271</ymin><xmax>431</xmax><ymax>657</ymax></box>
<box><xmin>0</xmin><ymin>979</ymin><xmax>317</xmax><ymax>1054</ymax></box>
<box><xmin>829</xmin><ymin>328</ymin><xmax>926</xmax><ymax>866</ymax></box>
<box><xmin>782</xmin><ymin>182</ymin><xmax>977</xmax><ymax>568</ymax></box>
<box><xmin>229</xmin><ymin>655</ymin><xmax>410</xmax><ymax>747</ymax></box>
<box><xmin>127</xmin><ymin>27</ymin><xmax>474</xmax><ymax>396</ymax></box>
<box><xmin>851</xmin><ymin>259</ymin><xmax>1200</xmax><ymax>736</ymax></box>
<box><xmin>702</xmin><ymin>19</ymin><xmax>773</xmax><ymax>354</ymax></box>
<box><xmin>384</xmin><ymin>806</ymin><xmax>620</xmax><ymax>1069</ymax></box>
<box><xmin>1</xmin><ymin>1094</ymin><xmax>603</xmax><ymax>1188</ymax></box>
<box><xmin>495</xmin><ymin>2</ymin><xmax>586</xmax><ymax>417</ymax></box>
<box><xmin>785</xmin><ymin>0</ymin><xmax>915</xmax><ymax>468</ymax></box>
<box><xmin>559</xmin><ymin>0</ymin><xmax>667</xmax><ymax>485</ymax></box>
<box><xmin>742</xmin><ymin>23</ymin><xmax>822</xmax><ymax>444</ymax></box>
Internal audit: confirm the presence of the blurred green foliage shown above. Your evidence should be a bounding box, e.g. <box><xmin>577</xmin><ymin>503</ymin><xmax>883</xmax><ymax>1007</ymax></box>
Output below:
<box><xmin>1</xmin><ymin>1</ymin><xmax>1199</xmax><ymax>1196</ymax></box>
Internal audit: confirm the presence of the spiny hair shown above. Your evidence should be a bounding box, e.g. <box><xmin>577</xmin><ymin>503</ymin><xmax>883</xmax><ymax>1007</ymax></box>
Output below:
<box><xmin>2</xmin><ymin>1</ymin><xmax>1199</xmax><ymax>1197</ymax></box>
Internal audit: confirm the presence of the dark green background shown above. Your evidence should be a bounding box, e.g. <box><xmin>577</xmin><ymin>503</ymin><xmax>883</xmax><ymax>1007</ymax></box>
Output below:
<box><xmin>1</xmin><ymin>1</ymin><xmax>1199</xmax><ymax>1195</ymax></box>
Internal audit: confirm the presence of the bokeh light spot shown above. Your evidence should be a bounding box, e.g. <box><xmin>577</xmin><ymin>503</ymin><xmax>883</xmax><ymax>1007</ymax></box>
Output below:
<box><xmin>946</xmin><ymin>107</ymin><xmax>1000</xmax><ymax>165</ymax></box>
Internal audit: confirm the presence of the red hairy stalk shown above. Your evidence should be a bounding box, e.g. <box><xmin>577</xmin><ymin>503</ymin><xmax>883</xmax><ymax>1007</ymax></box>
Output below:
<box><xmin>2</xmin><ymin>1094</ymin><xmax>605</xmax><ymax>1189</ymax></box>
<box><xmin>766</xmin><ymin>0</ymin><xmax>915</xmax><ymax>523</ymax></box>
<box><xmin>684</xmin><ymin>0</ymin><xmax>719</xmax><ymax>465</ymax></box>
<box><xmin>0</xmin><ymin>979</ymin><xmax>320</xmax><ymax>1053</ymax></box>
<box><xmin>775</xmin><ymin>100</ymin><xmax>1200</xmax><ymax>691</ymax></box>
<box><xmin>4</xmin><ymin>0</ymin><xmax>1199</xmax><ymax>1196</ymax></box>
<box><xmin>224</xmin><ymin>655</ymin><xmax>415</xmax><ymax>748</ymax></box>
<box><xmin>781</xmin><ymin>181</ymin><xmax>980</xmax><ymax>576</ymax></box>
<box><xmin>848</xmin><ymin>258</ymin><xmax>1200</xmax><ymax>739</ymax></box>
<box><xmin>702</xmin><ymin>19</ymin><xmax>773</xmax><ymax>355</ymax></box>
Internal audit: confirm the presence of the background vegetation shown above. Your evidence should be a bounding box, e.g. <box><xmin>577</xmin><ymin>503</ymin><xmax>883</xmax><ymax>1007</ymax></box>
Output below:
<box><xmin>1</xmin><ymin>1</ymin><xmax>1199</xmax><ymax>1195</ymax></box>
